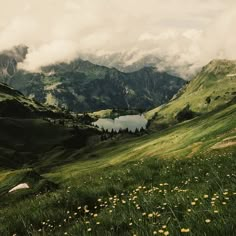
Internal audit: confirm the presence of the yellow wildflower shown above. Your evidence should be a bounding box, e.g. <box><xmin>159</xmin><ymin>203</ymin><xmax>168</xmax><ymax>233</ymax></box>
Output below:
<box><xmin>181</xmin><ymin>228</ymin><xmax>190</xmax><ymax>233</ymax></box>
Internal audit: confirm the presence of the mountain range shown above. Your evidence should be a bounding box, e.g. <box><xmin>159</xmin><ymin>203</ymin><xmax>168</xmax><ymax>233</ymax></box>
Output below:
<box><xmin>80</xmin><ymin>52</ymin><xmax>197</xmax><ymax>79</ymax></box>
<box><xmin>0</xmin><ymin>46</ymin><xmax>185</xmax><ymax>112</ymax></box>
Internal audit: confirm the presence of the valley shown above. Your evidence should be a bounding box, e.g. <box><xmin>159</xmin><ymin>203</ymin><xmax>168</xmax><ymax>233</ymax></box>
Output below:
<box><xmin>0</xmin><ymin>47</ymin><xmax>235</xmax><ymax>236</ymax></box>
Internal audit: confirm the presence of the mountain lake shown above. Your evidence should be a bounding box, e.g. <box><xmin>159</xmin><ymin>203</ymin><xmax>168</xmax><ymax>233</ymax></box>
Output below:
<box><xmin>92</xmin><ymin>114</ymin><xmax>148</xmax><ymax>132</ymax></box>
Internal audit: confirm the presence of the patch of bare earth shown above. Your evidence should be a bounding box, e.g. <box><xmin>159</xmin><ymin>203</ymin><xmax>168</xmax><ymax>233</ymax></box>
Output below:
<box><xmin>211</xmin><ymin>136</ymin><xmax>236</xmax><ymax>149</ymax></box>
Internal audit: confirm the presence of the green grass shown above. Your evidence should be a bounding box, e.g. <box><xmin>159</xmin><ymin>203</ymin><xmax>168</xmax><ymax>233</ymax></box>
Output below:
<box><xmin>146</xmin><ymin>60</ymin><xmax>236</xmax><ymax>129</ymax></box>
<box><xmin>0</xmin><ymin>101</ymin><xmax>235</xmax><ymax>235</ymax></box>
<box><xmin>45</xmin><ymin>102</ymin><xmax>236</xmax><ymax>183</ymax></box>
<box><xmin>0</xmin><ymin>148</ymin><xmax>235</xmax><ymax>235</ymax></box>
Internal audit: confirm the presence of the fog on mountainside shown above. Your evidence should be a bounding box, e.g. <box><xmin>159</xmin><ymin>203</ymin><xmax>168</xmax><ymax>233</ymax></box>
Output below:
<box><xmin>1</xmin><ymin>0</ymin><xmax>236</xmax><ymax>78</ymax></box>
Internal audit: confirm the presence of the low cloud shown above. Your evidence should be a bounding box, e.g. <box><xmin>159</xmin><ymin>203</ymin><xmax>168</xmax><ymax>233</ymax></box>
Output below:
<box><xmin>0</xmin><ymin>0</ymin><xmax>235</xmax><ymax>77</ymax></box>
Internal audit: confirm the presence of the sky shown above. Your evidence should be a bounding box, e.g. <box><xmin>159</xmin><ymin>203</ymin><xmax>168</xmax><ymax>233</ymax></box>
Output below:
<box><xmin>0</xmin><ymin>0</ymin><xmax>236</xmax><ymax>76</ymax></box>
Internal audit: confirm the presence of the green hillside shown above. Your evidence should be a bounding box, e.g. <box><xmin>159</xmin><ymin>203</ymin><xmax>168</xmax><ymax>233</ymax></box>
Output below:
<box><xmin>146</xmin><ymin>59</ymin><xmax>236</xmax><ymax>129</ymax></box>
<box><xmin>0</xmin><ymin>82</ymin><xmax>64</xmax><ymax>118</ymax></box>
<box><xmin>0</xmin><ymin>94</ymin><xmax>235</xmax><ymax>235</ymax></box>
<box><xmin>0</xmin><ymin>83</ymin><xmax>101</xmax><ymax>169</ymax></box>
<box><xmin>0</xmin><ymin>59</ymin><xmax>235</xmax><ymax>235</ymax></box>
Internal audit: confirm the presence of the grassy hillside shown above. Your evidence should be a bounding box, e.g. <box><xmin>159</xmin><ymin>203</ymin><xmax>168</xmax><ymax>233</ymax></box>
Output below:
<box><xmin>0</xmin><ymin>98</ymin><xmax>235</xmax><ymax>235</ymax></box>
<box><xmin>0</xmin><ymin>83</ymin><xmax>102</xmax><ymax>170</ymax></box>
<box><xmin>146</xmin><ymin>59</ymin><xmax>236</xmax><ymax>129</ymax></box>
<box><xmin>0</xmin><ymin>59</ymin><xmax>235</xmax><ymax>235</ymax></box>
<box><xmin>0</xmin><ymin>82</ymin><xmax>64</xmax><ymax>118</ymax></box>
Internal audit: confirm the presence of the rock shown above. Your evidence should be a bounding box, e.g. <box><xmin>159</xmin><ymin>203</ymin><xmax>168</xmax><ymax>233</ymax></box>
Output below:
<box><xmin>9</xmin><ymin>183</ymin><xmax>30</xmax><ymax>193</ymax></box>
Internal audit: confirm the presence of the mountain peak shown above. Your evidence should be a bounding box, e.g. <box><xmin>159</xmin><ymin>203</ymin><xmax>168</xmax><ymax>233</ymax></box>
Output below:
<box><xmin>1</xmin><ymin>45</ymin><xmax>28</xmax><ymax>62</ymax></box>
<box><xmin>203</xmin><ymin>59</ymin><xmax>236</xmax><ymax>74</ymax></box>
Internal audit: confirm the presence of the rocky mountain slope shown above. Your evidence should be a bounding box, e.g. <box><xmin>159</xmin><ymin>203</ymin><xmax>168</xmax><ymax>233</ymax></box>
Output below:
<box><xmin>0</xmin><ymin>45</ymin><xmax>28</xmax><ymax>78</ymax></box>
<box><xmin>1</xmin><ymin>57</ymin><xmax>185</xmax><ymax>112</ymax></box>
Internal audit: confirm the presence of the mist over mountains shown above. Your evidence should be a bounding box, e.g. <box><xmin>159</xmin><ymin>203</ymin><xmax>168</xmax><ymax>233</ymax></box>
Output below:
<box><xmin>78</xmin><ymin>52</ymin><xmax>197</xmax><ymax>79</ymax></box>
<box><xmin>1</xmin><ymin>1</ymin><xmax>236</xmax><ymax>78</ymax></box>
<box><xmin>0</xmin><ymin>45</ymin><xmax>185</xmax><ymax>112</ymax></box>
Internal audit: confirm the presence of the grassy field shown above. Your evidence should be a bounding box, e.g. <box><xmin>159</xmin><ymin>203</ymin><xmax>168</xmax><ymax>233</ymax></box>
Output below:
<box><xmin>0</xmin><ymin>100</ymin><xmax>235</xmax><ymax>235</ymax></box>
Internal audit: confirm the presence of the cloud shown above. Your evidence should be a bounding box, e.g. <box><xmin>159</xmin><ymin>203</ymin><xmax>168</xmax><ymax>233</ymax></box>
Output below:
<box><xmin>19</xmin><ymin>40</ymin><xmax>80</xmax><ymax>71</ymax></box>
<box><xmin>0</xmin><ymin>0</ymin><xmax>235</xmax><ymax>76</ymax></box>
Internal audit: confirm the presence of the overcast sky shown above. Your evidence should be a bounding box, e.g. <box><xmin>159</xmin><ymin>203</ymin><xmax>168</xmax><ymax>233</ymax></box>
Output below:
<box><xmin>0</xmin><ymin>0</ymin><xmax>236</xmax><ymax>74</ymax></box>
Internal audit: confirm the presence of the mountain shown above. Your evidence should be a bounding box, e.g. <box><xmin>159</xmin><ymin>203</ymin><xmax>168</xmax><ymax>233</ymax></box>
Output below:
<box><xmin>146</xmin><ymin>59</ymin><xmax>236</xmax><ymax>129</ymax></box>
<box><xmin>0</xmin><ymin>45</ymin><xmax>28</xmax><ymax>78</ymax></box>
<box><xmin>1</xmin><ymin>58</ymin><xmax>185</xmax><ymax>112</ymax></box>
<box><xmin>0</xmin><ymin>82</ymin><xmax>63</xmax><ymax>118</ymax></box>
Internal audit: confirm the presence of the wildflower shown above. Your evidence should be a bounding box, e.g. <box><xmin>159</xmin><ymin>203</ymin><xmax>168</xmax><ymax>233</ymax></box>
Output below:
<box><xmin>191</xmin><ymin>202</ymin><xmax>196</xmax><ymax>206</ymax></box>
<box><xmin>94</xmin><ymin>214</ymin><xmax>98</xmax><ymax>217</ymax></box>
<box><xmin>181</xmin><ymin>228</ymin><xmax>190</xmax><ymax>233</ymax></box>
<box><xmin>158</xmin><ymin>230</ymin><xmax>164</xmax><ymax>233</ymax></box>
<box><xmin>153</xmin><ymin>231</ymin><xmax>158</xmax><ymax>235</ymax></box>
<box><xmin>162</xmin><ymin>225</ymin><xmax>167</xmax><ymax>229</ymax></box>
<box><xmin>187</xmin><ymin>209</ymin><xmax>191</xmax><ymax>212</ymax></box>
<box><xmin>96</xmin><ymin>222</ymin><xmax>100</xmax><ymax>225</ymax></box>
<box><xmin>222</xmin><ymin>202</ymin><xmax>227</xmax><ymax>205</ymax></box>
<box><xmin>164</xmin><ymin>231</ymin><xmax>169</xmax><ymax>235</ymax></box>
<box><xmin>87</xmin><ymin>228</ymin><xmax>92</xmax><ymax>232</ymax></box>
<box><xmin>214</xmin><ymin>210</ymin><xmax>219</xmax><ymax>213</ymax></box>
<box><xmin>148</xmin><ymin>213</ymin><xmax>153</xmax><ymax>218</ymax></box>
<box><xmin>203</xmin><ymin>195</ymin><xmax>208</xmax><ymax>198</ymax></box>
<box><xmin>205</xmin><ymin>219</ymin><xmax>211</xmax><ymax>223</ymax></box>
<box><xmin>129</xmin><ymin>222</ymin><xmax>133</xmax><ymax>226</ymax></box>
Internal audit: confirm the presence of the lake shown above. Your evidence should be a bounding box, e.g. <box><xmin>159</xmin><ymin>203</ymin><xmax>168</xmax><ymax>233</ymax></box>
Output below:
<box><xmin>93</xmin><ymin>114</ymin><xmax>148</xmax><ymax>132</ymax></box>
